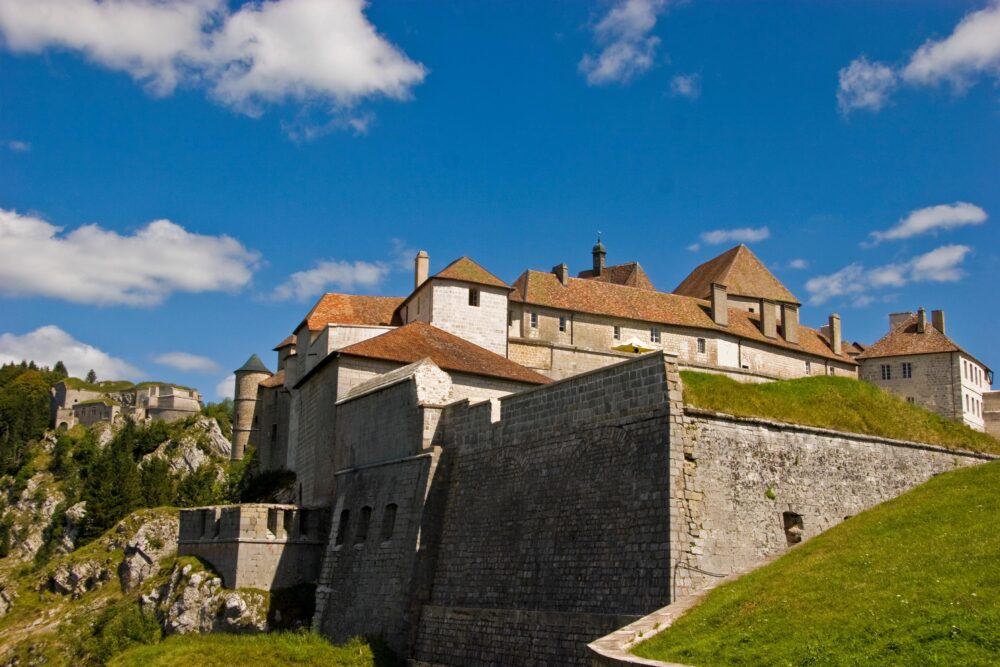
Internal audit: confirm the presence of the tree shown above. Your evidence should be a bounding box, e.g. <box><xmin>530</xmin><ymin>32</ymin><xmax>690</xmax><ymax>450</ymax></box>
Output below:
<box><xmin>53</xmin><ymin>361</ymin><xmax>68</xmax><ymax>377</ymax></box>
<box><xmin>86</xmin><ymin>369</ymin><xmax>98</xmax><ymax>384</ymax></box>
<box><xmin>81</xmin><ymin>430</ymin><xmax>143</xmax><ymax>541</ymax></box>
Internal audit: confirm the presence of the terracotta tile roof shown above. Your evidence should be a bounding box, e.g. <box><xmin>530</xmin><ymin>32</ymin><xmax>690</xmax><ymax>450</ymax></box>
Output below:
<box><xmin>673</xmin><ymin>244</ymin><xmax>799</xmax><ymax>304</ymax></box>
<box><xmin>432</xmin><ymin>256</ymin><xmax>509</xmax><ymax>288</ymax></box>
<box><xmin>273</xmin><ymin>335</ymin><xmax>296</xmax><ymax>350</ymax></box>
<box><xmin>577</xmin><ymin>262</ymin><xmax>655</xmax><ymax>290</ymax></box>
<box><xmin>511</xmin><ymin>270</ymin><xmax>855</xmax><ymax>364</ymax></box>
<box><xmin>299</xmin><ymin>293</ymin><xmax>404</xmax><ymax>332</ymax></box>
<box><xmin>844</xmin><ymin>341</ymin><xmax>866</xmax><ymax>357</ymax></box>
<box><xmin>339</xmin><ymin>322</ymin><xmax>551</xmax><ymax>385</ymax></box>
<box><xmin>259</xmin><ymin>369</ymin><xmax>285</xmax><ymax>388</ymax></box>
<box><xmin>856</xmin><ymin>314</ymin><xmax>988</xmax><ymax>370</ymax></box>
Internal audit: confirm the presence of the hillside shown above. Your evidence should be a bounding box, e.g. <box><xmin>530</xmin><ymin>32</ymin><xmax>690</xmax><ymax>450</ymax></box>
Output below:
<box><xmin>681</xmin><ymin>371</ymin><xmax>1000</xmax><ymax>454</ymax></box>
<box><xmin>633</xmin><ymin>460</ymin><xmax>1000</xmax><ymax>666</ymax></box>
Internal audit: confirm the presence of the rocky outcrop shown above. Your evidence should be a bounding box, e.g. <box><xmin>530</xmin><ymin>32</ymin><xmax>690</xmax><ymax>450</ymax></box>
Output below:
<box><xmin>0</xmin><ymin>585</ymin><xmax>16</xmax><ymax>618</ymax></box>
<box><xmin>56</xmin><ymin>502</ymin><xmax>87</xmax><ymax>555</ymax></box>
<box><xmin>139</xmin><ymin>418</ymin><xmax>229</xmax><ymax>477</ymax></box>
<box><xmin>190</xmin><ymin>417</ymin><xmax>232</xmax><ymax>459</ymax></box>
<box><xmin>49</xmin><ymin>560</ymin><xmax>112</xmax><ymax>598</ymax></box>
<box><xmin>142</xmin><ymin>562</ymin><xmax>268</xmax><ymax>635</ymax></box>
<box><xmin>117</xmin><ymin>512</ymin><xmax>179</xmax><ymax>591</ymax></box>
<box><xmin>8</xmin><ymin>473</ymin><xmax>64</xmax><ymax>563</ymax></box>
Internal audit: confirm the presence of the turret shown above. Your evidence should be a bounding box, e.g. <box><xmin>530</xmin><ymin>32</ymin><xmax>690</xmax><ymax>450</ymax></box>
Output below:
<box><xmin>232</xmin><ymin>354</ymin><xmax>272</xmax><ymax>461</ymax></box>
<box><xmin>592</xmin><ymin>237</ymin><xmax>606</xmax><ymax>276</ymax></box>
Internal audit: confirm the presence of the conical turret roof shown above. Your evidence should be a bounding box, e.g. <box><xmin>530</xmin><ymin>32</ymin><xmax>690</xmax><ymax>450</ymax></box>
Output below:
<box><xmin>235</xmin><ymin>354</ymin><xmax>271</xmax><ymax>375</ymax></box>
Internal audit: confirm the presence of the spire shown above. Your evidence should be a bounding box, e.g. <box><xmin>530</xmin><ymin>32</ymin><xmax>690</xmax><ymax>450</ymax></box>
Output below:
<box><xmin>592</xmin><ymin>234</ymin><xmax>607</xmax><ymax>276</ymax></box>
<box><xmin>235</xmin><ymin>354</ymin><xmax>271</xmax><ymax>375</ymax></box>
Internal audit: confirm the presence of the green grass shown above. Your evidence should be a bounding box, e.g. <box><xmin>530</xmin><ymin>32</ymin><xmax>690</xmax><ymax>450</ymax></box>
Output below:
<box><xmin>681</xmin><ymin>371</ymin><xmax>1000</xmax><ymax>454</ymax></box>
<box><xmin>108</xmin><ymin>633</ymin><xmax>387</xmax><ymax>667</ymax></box>
<box><xmin>633</xmin><ymin>461</ymin><xmax>1000</xmax><ymax>666</ymax></box>
<box><xmin>62</xmin><ymin>378</ymin><xmax>135</xmax><ymax>392</ymax></box>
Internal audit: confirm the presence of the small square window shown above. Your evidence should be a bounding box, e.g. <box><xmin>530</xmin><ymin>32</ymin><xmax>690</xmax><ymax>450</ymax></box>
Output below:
<box><xmin>613</xmin><ymin>325</ymin><xmax>621</xmax><ymax>340</ymax></box>
<box><xmin>650</xmin><ymin>327</ymin><xmax>661</xmax><ymax>343</ymax></box>
<box><xmin>469</xmin><ymin>288</ymin><xmax>480</xmax><ymax>307</ymax></box>
<box><xmin>559</xmin><ymin>316</ymin><xmax>567</xmax><ymax>333</ymax></box>
<box><xmin>697</xmin><ymin>338</ymin><xmax>706</xmax><ymax>354</ymax></box>
<box><xmin>530</xmin><ymin>312</ymin><xmax>538</xmax><ymax>329</ymax></box>
<box><xmin>906</xmin><ymin>397</ymin><xmax>915</xmax><ymax>404</ymax></box>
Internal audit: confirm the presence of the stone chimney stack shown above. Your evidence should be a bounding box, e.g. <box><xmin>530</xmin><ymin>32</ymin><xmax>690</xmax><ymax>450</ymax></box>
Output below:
<box><xmin>552</xmin><ymin>263</ymin><xmax>570</xmax><ymax>286</ymax></box>
<box><xmin>917</xmin><ymin>307</ymin><xmax>927</xmax><ymax>334</ymax></box>
<box><xmin>761</xmin><ymin>299</ymin><xmax>778</xmax><ymax>339</ymax></box>
<box><xmin>414</xmin><ymin>250</ymin><xmax>429</xmax><ymax>289</ymax></box>
<box><xmin>592</xmin><ymin>237</ymin><xmax>606</xmax><ymax>277</ymax></box>
<box><xmin>829</xmin><ymin>313</ymin><xmax>842</xmax><ymax>355</ymax></box>
<box><xmin>782</xmin><ymin>303</ymin><xmax>800</xmax><ymax>344</ymax></box>
<box><xmin>710</xmin><ymin>283</ymin><xmax>728</xmax><ymax>327</ymax></box>
<box><xmin>932</xmin><ymin>309</ymin><xmax>946</xmax><ymax>335</ymax></box>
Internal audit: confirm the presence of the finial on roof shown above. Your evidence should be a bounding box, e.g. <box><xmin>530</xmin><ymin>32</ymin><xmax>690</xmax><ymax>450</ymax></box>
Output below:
<box><xmin>593</xmin><ymin>233</ymin><xmax>606</xmax><ymax>253</ymax></box>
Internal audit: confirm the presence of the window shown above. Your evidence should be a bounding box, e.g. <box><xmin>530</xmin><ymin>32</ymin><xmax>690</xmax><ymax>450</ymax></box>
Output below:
<box><xmin>613</xmin><ymin>325</ymin><xmax>621</xmax><ymax>340</ymax></box>
<box><xmin>902</xmin><ymin>362</ymin><xmax>912</xmax><ymax>379</ymax></box>
<box><xmin>828</xmin><ymin>366</ymin><xmax>835</xmax><ymax>376</ymax></box>
<box><xmin>906</xmin><ymin>397</ymin><xmax>915</xmax><ymax>404</ymax></box>
<box><xmin>880</xmin><ymin>364</ymin><xmax>892</xmax><ymax>380</ymax></box>
<box><xmin>559</xmin><ymin>316</ymin><xmax>567</xmax><ymax>333</ymax></box>
<box><xmin>966</xmin><ymin>395</ymin><xmax>970</xmax><ymax>412</ymax></box>
<box><xmin>469</xmin><ymin>288</ymin><xmax>480</xmax><ymax>307</ymax></box>
<box><xmin>805</xmin><ymin>361</ymin><xmax>811</xmax><ymax>375</ymax></box>
<box><xmin>783</xmin><ymin>512</ymin><xmax>804</xmax><ymax>546</ymax></box>
<box><xmin>335</xmin><ymin>510</ymin><xmax>350</xmax><ymax>547</ymax></box>
<box><xmin>381</xmin><ymin>503</ymin><xmax>398</xmax><ymax>541</ymax></box>
<box><xmin>964</xmin><ymin>360</ymin><xmax>968</xmax><ymax>378</ymax></box>
<box><xmin>530</xmin><ymin>312</ymin><xmax>538</xmax><ymax>329</ymax></box>
<box><xmin>697</xmin><ymin>338</ymin><xmax>706</xmax><ymax>354</ymax></box>
<box><xmin>749</xmin><ymin>307</ymin><xmax>756</xmax><ymax>313</ymax></box>
<box><xmin>650</xmin><ymin>327</ymin><xmax>661</xmax><ymax>343</ymax></box>
<box><xmin>356</xmin><ymin>506</ymin><xmax>372</xmax><ymax>544</ymax></box>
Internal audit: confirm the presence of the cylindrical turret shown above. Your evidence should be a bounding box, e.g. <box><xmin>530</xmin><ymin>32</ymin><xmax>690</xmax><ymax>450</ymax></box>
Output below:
<box><xmin>232</xmin><ymin>354</ymin><xmax>272</xmax><ymax>461</ymax></box>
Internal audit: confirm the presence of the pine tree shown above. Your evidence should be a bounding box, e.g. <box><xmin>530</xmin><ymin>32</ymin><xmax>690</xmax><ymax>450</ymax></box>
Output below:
<box><xmin>81</xmin><ymin>428</ymin><xmax>143</xmax><ymax>540</ymax></box>
<box><xmin>86</xmin><ymin>369</ymin><xmax>98</xmax><ymax>384</ymax></box>
<box><xmin>53</xmin><ymin>361</ymin><xmax>68</xmax><ymax>377</ymax></box>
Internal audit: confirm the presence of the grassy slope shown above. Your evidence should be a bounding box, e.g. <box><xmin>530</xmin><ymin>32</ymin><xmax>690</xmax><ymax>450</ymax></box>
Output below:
<box><xmin>110</xmin><ymin>634</ymin><xmax>384</xmax><ymax>667</ymax></box>
<box><xmin>681</xmin><ymin>371</ymin><xmax>1000</xmax><ymax>454</ymax></box>
<box><xmin>633</xmin><ymin>461</ymin><xmax>1000</xmax><ymax>666</ymax></box>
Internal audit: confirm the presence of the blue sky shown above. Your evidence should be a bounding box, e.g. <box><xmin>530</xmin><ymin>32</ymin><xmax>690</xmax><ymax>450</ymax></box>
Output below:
<box><xmin>1</xmin><ymin>0</ymin><xmax>998</xmax><ymax>399</ymax></box>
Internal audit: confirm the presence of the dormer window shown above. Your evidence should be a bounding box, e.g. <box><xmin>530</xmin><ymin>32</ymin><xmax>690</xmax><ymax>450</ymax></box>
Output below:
<box><xmin>469</xmin><ymin>288</ymin><xmax>480</xmax><ymax>307</ymax></box>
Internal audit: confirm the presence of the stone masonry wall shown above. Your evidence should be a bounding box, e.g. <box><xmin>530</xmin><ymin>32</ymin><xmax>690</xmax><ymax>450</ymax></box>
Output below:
<box><xmin>985</xmin><ymin>391</ymin><xmax>1000</xmax><ymax>439</ymax></box>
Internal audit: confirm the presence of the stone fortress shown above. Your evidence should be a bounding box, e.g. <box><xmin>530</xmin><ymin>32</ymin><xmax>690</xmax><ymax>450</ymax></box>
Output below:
<box><xmin>51</xmin><ymin>380</ymin><xmax>203</xmax><ymax>429</ymax></box>
<box><xmin>179</xmin><ymin>242</ymin><xmax>997</xmax><ymax>665</ymax></box>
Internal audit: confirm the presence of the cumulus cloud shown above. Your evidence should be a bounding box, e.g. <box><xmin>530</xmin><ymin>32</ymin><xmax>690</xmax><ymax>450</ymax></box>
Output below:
<box><xmin>153</xmin><ymin>351</ymin><xmax>220</xmax><ymax>373</ymax></box>
<box><xmin>837</xmin><ymin>56</ymin><xmax>896</xmax><ymax>114</ymax></box>
<box><xmin>0</xmin><ymin>0</ymin><xmax>426</xmax><ymax>132</ymax></box>
<box><xmin>271</xmin><ymin>259</ymin><xmax>389</xmax><ymax>302</ymax></box>
<box><xmin>805</xmin><ymin>244</ymin><xmax>972</xmax><ymax>306</ymax></box>
<box><xmin>0</xmin><ymin>208</ymin><xmax>260</xmax><ymax>306</ymax></box>
<box><xmin>669</xmin><ymin>73</ymin><xmax>701</xmax><ymax>99</ymax></box>
<box><xmin>788</xmin><ymin>258</ymin><xmax>809</xmax><ymax>270</ymax></box>
<box><xmin>866</xmin><ymin>202</ymin><xmax>987</xmax><ymax>245</ymax></box>
<box><xmin>579</xmin><ymin>0</ymin><xmax>667</xmax><ymax>85</ymax></box>
<box><xmin>0</xmin><ymin>325</ymin><xmax>140</xmax><ymax>379</ymax></box>
<box><xmin>215</xmin><ymin>374</ymin><xmax>235</xmax><ymax>400</ymax></box>
<box><xmin>6</xmin><ymin>140</ymin><xmax>30</xmax><ymax>152</ymax></box>
<box><xmin>698</xmin><ymin>226</ymin><xmax>770</xmax><ymax>246</ymax></box>
<box><xmin>838</xmin><ymin>1</ymin><xmax>1000</xmax><ymax>113</ymax></box>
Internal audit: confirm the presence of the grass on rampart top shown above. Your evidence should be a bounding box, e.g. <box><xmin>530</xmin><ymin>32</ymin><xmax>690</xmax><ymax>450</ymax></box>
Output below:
<box><xmin>62</xmin><ymin>377</ymin><xmax>135</xmax><ymax>392</ymax></box>
<box><xmin>633</xmin><ymin>460</ymin><xmax>1000</xmax><ymax>666</ymax></box>
<box><xmin>680</xmin><ymin>371</ymin><xmax>1000</xmax><ymax>454</ymax></box>
<box><xmin>109</xmin><ymin>633</ymin><xmax>395</xmax><ymax>667</ymax></box>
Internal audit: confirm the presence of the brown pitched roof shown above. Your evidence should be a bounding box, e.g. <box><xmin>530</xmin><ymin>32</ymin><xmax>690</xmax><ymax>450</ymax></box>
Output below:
<box><xmin>339</xmin><ymin>322</ymin><xmax>551</xmax><ymax>384</ymax></box>
<box><xmin>856</xmin><ymin>314</ymin><xmax>989</xmax><ymax>370</ymax></box>
<box><xmin>673</xmin><ymin>245</ymin><xmax>799</xmax><ymax>304</ymax></box>
<box><xmin>259</xmin><ymin>369</ymin><xmax>286</xmax><ymax>388</ymax></box>
<box><xmin>511</xmin><ymin>270</ymin><xmax>855</xmax><ymax>364</ymax></box>
<box><xmin>577</xmin><ymin>262</ymin><xmax>655</xmax><ymax>290</ymax></box>
<box><xmin>299</xmin><ymin>294</ymin><xmax>404</xmax><ymax>332</ymax></box>
<box><xmin>432</xmin><ymin>256</ymin><xmax>509</xmax><ymax>288</ymax></box>
<box><xmin>273</xmin><ymin>335</ymin><xmax>296</xmax><ymax>351</ymax></box>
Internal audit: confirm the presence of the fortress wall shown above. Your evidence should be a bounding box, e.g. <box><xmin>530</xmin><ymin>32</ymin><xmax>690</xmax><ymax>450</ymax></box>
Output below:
<box><xmin>295</xmin><ymin>361</ymin><xmax>341</xmax><ymax>506</ymax></box>
<box><xmin>334</xmin><ymin>376</ymin><xmax>425</xmax><ymax>469</ymax></box>
<box><xmin>411</xmin><ymin>353</ymin><xmax>677</xmax><ymax>666</ymax></box>
<box><xmin>675</xmin><ymin>409</ymin><xmax>994</xmax><ymax>593</ymax></box>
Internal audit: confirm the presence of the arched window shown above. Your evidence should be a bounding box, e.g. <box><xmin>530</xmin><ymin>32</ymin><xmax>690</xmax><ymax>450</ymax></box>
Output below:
<box><xmin>335</xmin><ymin>509</ymin><xmax>350</xmax><ymax>546</ymax></box>
<box><xmin>381</xmin><ymin>503</ymin><xmax>398</xmax><ymax>541</ymax></box>
<box><xmin>356</xmin><ymin>506</ymin><xmax>372</xmax><ymax>544</ymax></box>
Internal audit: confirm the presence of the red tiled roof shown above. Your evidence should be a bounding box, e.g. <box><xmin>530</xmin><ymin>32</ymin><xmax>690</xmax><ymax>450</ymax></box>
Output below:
<box><xmin>273</xmin><ymin>335</ymin><xmax>296</xmax><ymax>350</ymax></box>
<box><xmin>432</xmin><ymin>256</ymin><xmax>509</xmax><ymax>288</ymax></box>
<box><xmin>856</xmin><ymin>314</ymin><xmax>988</xmax><ymax>370</ymax></box>
<box><xmin>259</xmin><ymin>369</ymin><xmax>285</xmax><ymax>388</ymax></box>
<box><xmin>577</xmin><ymin>262</ymin><xmax>655</xmax><ymax>290</ymax></box>
<box><xmin>511</xmin><ymin>270</ymin><xmax>855</xmax><ymax>364</ymax></box>
<box><xmin>299</xmin><ymin>294</ymin><xmax>404</xmax><ymax>332</ymax></box>
<box><xmin>673</xmin><ymin>245</ymin><xmax>799</xmax><ymax>304</ymax></box>
<box><xmin>339</xmin><ymin>322</ymin><xmax>550</xmax><ymax>385</ymax></box>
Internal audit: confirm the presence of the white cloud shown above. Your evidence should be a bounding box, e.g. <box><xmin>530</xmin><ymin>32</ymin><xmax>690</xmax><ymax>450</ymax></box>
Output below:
<box><xmin>271</xmin><ymin>259</ymin><xmax>389</xmax><ymax>302</ymax></box>
<box><xmin>0</xmin><ymin>325</ymin><xmax>140</xmax><ymax>379</ymax></box>
<box><xmin>805</xmin><ymin>244</ymin><xmax>972</xmax><ymax>305</ymax></box>
<box><xmin>0</xmin><ymin>0</ymin><xmax>426</xmax><ymax>132</ymax></box>
<box><xmin>788</xmin><ymin>258</ymin><xmax>809</xmax><ymax>270</ymax></box>
<box><xmin>579</xmin><ymin>0</ymin><xmax>667</xmax><ymax>86</ymax></box>
<box><xmin>698</xmin><ymin>226</ymin><xmax>770</xmax><ymax>245</ymax></box>
<box><xmin>867</xmin><ymin>202</ymin><xmax>987</xmax><ymax>245</ymax></box>
<box><xmin>839</xmin><ymin>2</ymin><xmax>1000</xmax><ymax>113</ymax></box>
<box><xmin>686</xmin><ymin>243</ymin><xmax>701</xmax><ymax>252</ymax></box>
<box><xmin>153</xmin><ymin>351</ymin><xmax>220</xmax><ymax>373</ymax></box>
<box><xmin>6</xmin><ymin>140</ymin><xmax>30</xmax><ymax>152</ymax></box>
<box><xmin>0</xmin><ymin>208</ymin><xmax>260</xmax><ymax>306</ymax></box>
<box><xmin>837</xmin><ymin>56</ymin><xmax>896</xmax><ymax>115</ymax></box>
<box><xmin>669</xmin><ymin>73</ymin><xmax>700</xmax><ymax>99</ymax></box>
<box><xmin>215</xmin><ymin>374</ymin><xmax>235</xmax><ymax>400</ymax></box>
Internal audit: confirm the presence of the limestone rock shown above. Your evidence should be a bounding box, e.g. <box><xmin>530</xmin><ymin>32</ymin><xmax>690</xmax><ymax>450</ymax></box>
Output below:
<box><xmin>49</xmin><ymin>561</ymin><xmax>111</xmax><ymax>598</ymax></box>
<box><xmin>142</xmin><ymin>438</ymin><xmax>209</xmax><ymax>476</ymax></box>
<box><xmin>57</xmin><ymin>501</ymin><xmax>87</xmax><ymax>554</ymax></box>
<box><xmin>192</xmin><ymin>417</ymin><xmax>232</xmax><ymax>459</ymax></box>
<box><xmin>94</xmin><ymin>422</ymin><xmax>116</xmax><ymax>449</ymax></box>
<box><xmin>117</xmin><ymin>512</ymin><xmax>179</xmax><ymax>591</ymax></box>
<box><xmin>9</xmin><ymin>473</ymin><xmax>64</xmax><ymax>563</ymax></box>
<box><xmin>0</xmin><ymin>585</ymin><xmax>16</xmax><ymax>618</ymax></box>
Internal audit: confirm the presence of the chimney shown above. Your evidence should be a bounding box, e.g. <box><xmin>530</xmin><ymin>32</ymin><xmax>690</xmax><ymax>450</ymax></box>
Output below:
<box><xmin>932</xmin><ymin>309</ymin><xmax>946</xmax><ymax>335</ymax></box>
<box><xmin>782</xmin><ymin>303</ymin><xmax>800</xmax><ymax>344</ymax></box>
<box><xmin>761</xmin><ymin>299</ymin><xmax>778</xmax><ymax>338</ymax></box>
<box><xmin>592</xmin><ymin>237</ymin><xmax>606</xmax><ymax>277</ymax></box>
<box><xmin>829</xmin><ymin>313</ymin><xmax>842</xmax><ymax>355</ymax></box>
<box><xmin>710</xmin><ymin>283</ymin><xmax>728</xmax><ymax>327</ymax></box>
<box><xmin>414</xmin><ymin>250</ymin><xmax>429</xmax><ymax>289</ymax></box>
<box><xmin>552</xmin><ymin>263</ymin><xmax>570</xmax><ymax>286</ymax></box>
<box><xmin>916</xmin><ymin>307</ymin><xmax>927</xmax><ymax>334</ymax></box>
